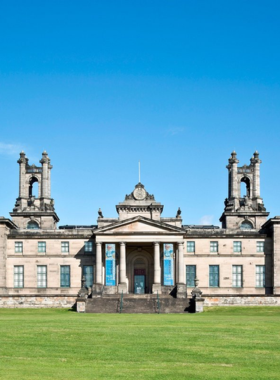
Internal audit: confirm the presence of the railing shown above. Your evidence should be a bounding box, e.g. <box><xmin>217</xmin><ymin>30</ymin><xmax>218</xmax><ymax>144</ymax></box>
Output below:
<box><xmin>156</xmin><ymin>291</ymin><xmax>160</xmax><ymax>314</ymax></box>
<box><xmin>119</xmin><ymin>291</ymin><xmax>123</xmax><ymax>313</ymax></box>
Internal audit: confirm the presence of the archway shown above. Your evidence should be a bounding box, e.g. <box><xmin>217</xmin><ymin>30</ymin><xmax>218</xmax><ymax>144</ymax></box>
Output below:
<box><xmin>126</xmin><ymin>248</ymin><xmax>153</xmax><ymax>294</ymax></box>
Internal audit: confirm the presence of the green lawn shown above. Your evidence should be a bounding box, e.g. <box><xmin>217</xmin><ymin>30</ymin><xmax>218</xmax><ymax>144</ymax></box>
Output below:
<box><xmin>0</xmin><ymin>307</ymin><xmax>280</xmax><ymax>380</ymax></box>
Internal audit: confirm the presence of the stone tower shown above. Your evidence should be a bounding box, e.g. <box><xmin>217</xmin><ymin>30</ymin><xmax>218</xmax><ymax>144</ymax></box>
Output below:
<box><xmin>10</xmin><ymin>151</ymin><xmax>59</xmax><ymax>229</ymax></box>
<box><xmin>220</xmin><ymin>151</ymin><xmax>269</xmax><ymax>230</ymax></box>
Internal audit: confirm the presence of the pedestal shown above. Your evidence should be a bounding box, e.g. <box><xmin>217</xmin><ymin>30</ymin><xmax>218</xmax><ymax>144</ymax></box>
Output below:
<box><xmin>194</xmin><ymin>297</ymin><xmax>205</xmax><ymax>313</ymax></box>
<box><xmin>118</xmin><ymin>282</ymin><xmax>128</xmax><ymax>294</ymax></box>
<box><xmin>76</xmin><ymin>298</ymin><xmax>86</xmax><ymax>313</ymax></box>
<box><xmin>176</xmin><ymin>283</ymin><xmax>187</xmax><ymax>299</ymax></box>
<box><xmin>152</xmin><ymin>283</ymin><xmax>162</xmax><ymax>294</ymax></box>
<box><xmin>92</xmin><ymin>284</ymin><xmax>103</xmax><ymax>296</ymax></box>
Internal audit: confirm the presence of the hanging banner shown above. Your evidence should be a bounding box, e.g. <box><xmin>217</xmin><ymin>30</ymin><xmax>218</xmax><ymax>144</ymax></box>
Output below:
<box><xmin>105</xmin><ymin>244</ymin><xmax>116</xmax><ymax>286</ymax></box>
<box><xmin>163</xmin><ymin>243</ymin><xmax>174</xmax><ymax>286</ymax></box>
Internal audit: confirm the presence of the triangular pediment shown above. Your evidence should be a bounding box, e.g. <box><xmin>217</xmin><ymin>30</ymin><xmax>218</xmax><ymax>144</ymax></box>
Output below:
<box><xmin>94</xmin><ymin>216</ymin><xmax>184</xmax><ymax>235</ymax></box>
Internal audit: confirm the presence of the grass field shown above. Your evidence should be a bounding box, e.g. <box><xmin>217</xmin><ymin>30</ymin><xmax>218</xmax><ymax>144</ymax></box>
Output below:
<box><xmin>0</xmin><ymin>307</ymin><xmax>280</xmax><ymax>380</ymax></box>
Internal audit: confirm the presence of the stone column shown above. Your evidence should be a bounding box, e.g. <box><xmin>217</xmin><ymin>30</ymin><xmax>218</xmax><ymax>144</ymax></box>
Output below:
<box><xmin>118</xmin><ymin>242</ymin><xmax>127</xmax><ymax>294</ymax></box>
<box><xmin>178</xmin><ymin>242</ymin><xmax>185</xmax><ymax>284</ymax></box>
<box><xmin>40</xmin><ymin>151</ymin><xmax>49</xmax><ymax>198</ymax></box>
<box><xmin>17</xmin><ymin>151</ymin><xmax>27</xmax><ymax>199</ymax></box>
<box><xmin>251</xmin><ymin>151</ymin><xmax>261</xmax><ymax>199</ymax></box>
<box><xmin>152</xmin><ymin>242</ymin><xmax>161</xmax><ymax>294</ymax></box>
<box><xmin>48</xmin><ymin>160</ymin><xmax>52</xmax><ymax>198</ymax></box>
<box><xmin>230</xmin><ymin>151</ymin><xmax>239</xmax><ymax>199</ymax></box>
<box><xmin>177</xmin><ymin>242</ymin><xmax>187</xmax><ymax>298</ymax></box>
<box><xmin>96</xmin><ymin>242</ymin><xmax>102</xmax><ymax>284</ymax></box>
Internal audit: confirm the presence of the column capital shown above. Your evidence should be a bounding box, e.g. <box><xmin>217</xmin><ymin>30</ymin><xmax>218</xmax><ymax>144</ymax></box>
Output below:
<box><xmin>96</xmin><ymin>242</ymin><xmax>102</xmax><ymax>246</ymax></box>
<box><xmin>120</xmin><ymin>242</ymin><xmax>126</xmax><ymax>246</ymax></box>
<box><xmin>154</xmin><ymin>242</ymin><xmax>160</xmax><ymax>246</ymax></box>
<box><xmin>178</xmin><ymin>241</ymin><xmax>184</xmax><ymax>246</ymax></box>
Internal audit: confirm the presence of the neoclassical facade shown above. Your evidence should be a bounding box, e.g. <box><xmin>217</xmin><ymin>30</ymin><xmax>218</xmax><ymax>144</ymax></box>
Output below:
<box><xmin>1</xmin><ymin>150</ymin><xmax>280</xmax><ymax>308</ymax></box>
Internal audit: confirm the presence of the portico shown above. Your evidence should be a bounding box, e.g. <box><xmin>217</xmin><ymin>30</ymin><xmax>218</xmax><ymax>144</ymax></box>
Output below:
<box><xmin>92</xmin><ymin>214</ymin><xmax>186</xmax><ymax>297</ymax></box>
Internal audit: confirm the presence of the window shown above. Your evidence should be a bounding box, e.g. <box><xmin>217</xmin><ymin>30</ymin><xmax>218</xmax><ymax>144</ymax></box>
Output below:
<box><xmin>84</xmin><ymin>241</ymin><xmax>93</xmax><ymax>253</ymax></box>
<box><xmin>83</xmin><ymin>266</ymin><xmax>93</xmax><ymax>288</ymax></box>
<box><xmin>232</xmin><ymin>265</ymin><xmax>243</xmax><ymax>287</ymax></box>
<box><xmin>60</xmin><ymin>266</ymin><xmax>70</xmax><ymax>288</ymax></box>
<box><xmin>187</xmin><ymin>241</ymin><xmax>195</xmax><ymax>253</ymax></box>
<box><xmin>233</xmin><ymin>241</ymin><xmax>242</xmax><ymax>253</ymax></box>
<box><xmin>256</xmin><ymin>241</ymin><xmax>264</xmax><ymax>253</ymax></box>
<box><xmin>209</xmin><ymin>265</ymin><xmax>219</xmax><ymax>287</ymax></box>
<box><xmin>256</xmin><ymin>265</ymin><xmax>265</xmax><ymax>287</ymax></box>
<box><xmin>210</xmin><ymin>241</ymin><xmax>218</xmax><ymax>253</ymax></box>
<box><xmin>37</xmin><ymin>265</ymin><xmax>47</xmax><ymax>288</ymax></box>
<box><xmin>38</xmin><ymin>241</ymin><xmax>46</xmax><ymax>253</ymax></box>
<box><xmin>240</xmin><ymin>221</ymin><xmax>253</xmax><ymax>230</ymax></box>
<box><xmin>186</xmin><ymin>265</ymin><xmax>196</xmax><ymax>287</ymax></box>
<box><xmin>14</xmin><ymin>266</ymin><xmax>24</xmax><ymax>288</ymax></box>
<box><xmin>61</xmin><ymin>242</ymin><xmax>69</xmax><ymax>253</ymax></box>
<box><xmin>27</xmin><ymin>221</ymin><xmax>39</xmax><ymax>229</ymax></box>
<box><xmin>15</xmin><ymin>242</ymin><xmax>23</xmax><ymax>253</ymax></box>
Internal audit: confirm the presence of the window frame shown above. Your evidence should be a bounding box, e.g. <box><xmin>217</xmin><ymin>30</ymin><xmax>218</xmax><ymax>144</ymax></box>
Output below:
<box><xmin>187</xmin><ymin>241</ymin><xmax>195</xmax><ymax>253</ymax></box>
<box><xmin>256</xmin><ymin>241</ymin><xmax>264</xmax><ymax>253</ymax></box>
<box><xmin>232</xmin><ymin>265</ymin><xmax>243</xmax><ymax>288</ymax></box>
<box><xmin>233</xmin><ymin>241</ymin><xmax>242</xmax><ymax>253</ymax></box>
<box><xmin>256</xmin><ymin>265</ymin><xmax>265</xmax><ymax>288</ymax></box>
<box><xmin>60</xmin><ymin>265</ymin><xmax>70</xmax><ymax>288</ymax></box>
<box><xmin>83</xmin><ymin>265</ymin><xmax>94</xmax><ymax>288</ymax></box>
<box><xmin>84</xmin><ymin>241</ymin><xmax>93</xmax><ymax>253</ymax></box>
<box><xmin>14</xmin><ymin>265</ymin><xmax>24</xmax><ymax>288</ymax></box>
<box><xmin>38</xmin><ymin>241</ymin><xmax>46</xmax><ymax>253</ymax></box>
<box><xmin>209</xmin><ymin>265</ymin><xmax>219</xmax><ymax>287</ymax></box>
<box><xmin>186</xmin><ymin>265</ymin><xmax>196</xmax><ymax>287</ymax></box>
<box><xmin>27</xmin><ymin>221</ymin><xmax>39</xmax><ymax>230</ymax></box>
<box><xmin>15</xmin><ymin>241</ymin><xmax>23</xmax><ymax>253</ymax></box>
<box><xmin>61</xmin><ymin>241</ymin><xmax>69</xmax><ymax>253</ymax></box>
<box><xmin>210</xmin><ymin>241</ymin><xmax>218</xmax><ymax>253</ymax></box>
<box><xmin>37</xmin><ymin>265</ymin><xmax>47</xmax><ymax>288</ymax></box>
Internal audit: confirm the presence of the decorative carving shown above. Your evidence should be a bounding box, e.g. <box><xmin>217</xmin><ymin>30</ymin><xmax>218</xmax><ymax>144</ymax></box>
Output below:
<box><xmin>176</xmin><ymin>207</ymin><xmax>181</xmax><ymax>218</ymax></box>
<box><xmin>77</xmin><ymin>276</ymin><xmax>89</xmax><ymax>298</ymax></box>
<box><xmin>191</xmin><ymin>278</ymin><xmax>203</xmax><ymax>299</ymax></box>
<box><xmin>98</xmin><ymin>208</ymin><xmax>104</xmax><ymax>218</ymax></box>
<box><xmin>133</xmin><ymin>186</ymin><xmax>147</xmax><ymax>200</ymax></box>
<box><xmin>258</xmin><ymin>203</ymin><xmax>266</xmax><ymax>211</ymax></box>
<box><xmin>124</xmin><ymin>183</ymin><xmax>155</xmax><ymax>201</ymax></box>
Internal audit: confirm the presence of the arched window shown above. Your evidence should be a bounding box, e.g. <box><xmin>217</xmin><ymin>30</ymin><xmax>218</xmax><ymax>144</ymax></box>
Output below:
<box><xmin>27</xmin><ymin>221</ymin><xmax>39</xmax><ymax>229</ymax></box>
<box><xmin>240</xmin><ymin>221</ymin><xmax>253</xmax><ymax>230</ymax></box>
<box><xmin>29</xmin><ymin>177</ymin><xmax>39</xmax><ymax>198</ymax></box>
<box><xmin>240</xmin><ymin>177</ymin><xmax>250</xmax><ymax>197</ymax></box>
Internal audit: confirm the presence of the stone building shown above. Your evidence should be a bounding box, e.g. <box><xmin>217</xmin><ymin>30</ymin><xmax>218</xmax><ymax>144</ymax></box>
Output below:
<box><xmin>0</xmin><ymin>150</ymin><xmax>280</xmax><ymax>309</ymax></box>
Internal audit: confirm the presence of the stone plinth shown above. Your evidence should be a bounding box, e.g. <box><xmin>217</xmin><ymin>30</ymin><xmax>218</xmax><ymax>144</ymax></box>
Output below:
<box><xmin>194</xmin><ymin>297</ymin><xmax>205</xmax><ymax>313</ymax></box>
<box><xmin>76</xmin><ymin>298</ymin><xmax>86</xmax><ymax>313</ymax></box>
<box><xmin>118</xmin><ymin>283</ymin><xmax>128</xmax><ymax>294</ymax></box>
<box><xmin>176</xmin><ymin>284</ymin><xmax>187</xmax><ymax>299</ymax></box>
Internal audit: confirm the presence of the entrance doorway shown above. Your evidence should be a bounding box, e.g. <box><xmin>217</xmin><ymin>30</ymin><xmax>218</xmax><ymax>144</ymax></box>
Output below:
<box><xmin>134</xmin><ymin>269</ymin><xmax>146</xmax><ymax>294</ymax></box>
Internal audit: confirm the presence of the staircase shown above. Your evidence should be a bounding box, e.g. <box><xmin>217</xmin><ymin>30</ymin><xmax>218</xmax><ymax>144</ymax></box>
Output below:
<box><xmin>85</xmin><ymin>294</ymin><xmax>190</xmax><ymax>313</ymax></box>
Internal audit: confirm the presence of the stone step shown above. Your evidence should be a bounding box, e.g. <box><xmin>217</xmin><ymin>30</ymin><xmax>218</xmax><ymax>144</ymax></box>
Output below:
<box><xmin>85</xmin><ymin>296</ymin><xmax>191</xmax><ymax>313</ymax></box>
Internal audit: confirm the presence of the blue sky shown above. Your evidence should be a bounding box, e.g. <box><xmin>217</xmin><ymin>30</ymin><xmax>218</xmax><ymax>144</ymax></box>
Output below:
<box><xmin>0</xmin><ymin>1</ymin><xmax>280</xmax><ymax>226</ymax></box>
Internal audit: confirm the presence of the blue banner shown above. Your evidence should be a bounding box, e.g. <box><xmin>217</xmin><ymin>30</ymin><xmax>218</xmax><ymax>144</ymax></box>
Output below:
<box><xmin>163</xmin><ymin>244</ymin><xmax>174</xmax><ymax>286</ymax></box>
<box><xmin>105</xmin><ymin>244</ymin><xmax>116</xmax><ymax>286</ymax></box>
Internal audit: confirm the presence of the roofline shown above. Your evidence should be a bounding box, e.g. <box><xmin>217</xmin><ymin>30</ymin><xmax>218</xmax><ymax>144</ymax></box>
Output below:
<box><xmin>0</xmin><ymin>217</ymin><xmax>18</xmax><ymax>229</ymax></box>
